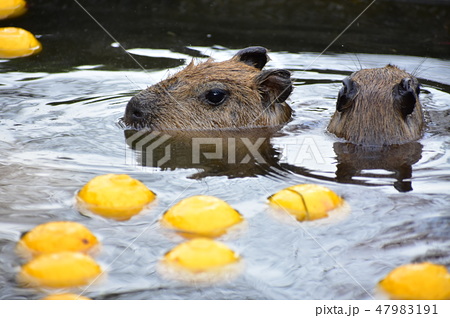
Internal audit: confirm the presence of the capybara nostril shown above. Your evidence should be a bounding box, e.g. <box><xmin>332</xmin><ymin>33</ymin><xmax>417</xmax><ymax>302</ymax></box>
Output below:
<box><xmin>123</xmin><ymin>96</ymin><xmax>149</xmax><ymax>127</ymax></box>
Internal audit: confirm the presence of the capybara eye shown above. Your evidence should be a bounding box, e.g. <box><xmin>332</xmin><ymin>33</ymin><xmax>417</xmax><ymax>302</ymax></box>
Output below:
<box><xmin>204</xmin><ymin>89</ymin><xmax>229</xmax><ymax>106</ymax></box>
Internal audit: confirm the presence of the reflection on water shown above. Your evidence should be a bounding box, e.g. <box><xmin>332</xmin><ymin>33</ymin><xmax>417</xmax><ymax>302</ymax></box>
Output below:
<box><xmin>123</xmin><ymin>123</ymin><xmax>425</xmax><ymax>192</ymax></box>
<box><xmin>1</xmin><ymin>45</ymin><xmax>450</xmax><ymax>300</ymax></box>
<box><xmin>124</xmin><ymin>128</ymin><xmax>285</xmax><ymax>179</ymax></box>
<box><xmin>333</xmin><ymin>142</ymin><xmax>423</xmax><ymax>192</ymax></box>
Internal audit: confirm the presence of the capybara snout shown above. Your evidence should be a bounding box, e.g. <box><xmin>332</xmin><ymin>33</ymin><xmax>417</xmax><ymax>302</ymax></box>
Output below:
<box><xmin>327</xmin><ymin>65</ymin><xmax>424</xmax><ymax>146</ymax></box>
<box><xmin>123</xmin><ymin>47</ymin><xmax>293</xmax><ymax>130</ymax></box>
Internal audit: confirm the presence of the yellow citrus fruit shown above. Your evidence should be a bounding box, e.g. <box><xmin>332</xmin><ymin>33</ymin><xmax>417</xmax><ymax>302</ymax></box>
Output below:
<box><xmin>0</xmin><ymin>0</ymin><xmax>27</xmax><ymax>20</ymax></box>
<box><xmin>42</xmin><ymin>293</ymin><xmax>91</xmax><ymax>300</ymax></box>
<box><xmin>162</xmin><ymin>195</ymin><xmax>243</xmax><ymax>237</ymax></box>
<box><xmin>17</xmin><ymin>221</ymin><xmax>99</xmax><ymax>257</ymax></box>
<box><xmin>268</xmin><ymin>184</ymin><xmax>343</xmax><ymax>221</ymax></box>
<box><xmin>163</xmin><ymin>238</ymin><xmax>239</xmax><ymax>273</ymax></box>
<box><xmin>19</xmin><ymin>252</ymin><xmax>102</xmax><ymax>288</ymax></box>
<box><xmin>0</xmin><ymin>27</ymin><xmax>41</xmax><ymax>59</ymax></box>
<box><xmin>378</xmin><ymin>262</ymin><xmax>450</xmax><ymax>300</ymax></box>
<box><xmin>77</xmin><ymin>174</ymin><xmax>156</xmax><ymax>221</ymax></box>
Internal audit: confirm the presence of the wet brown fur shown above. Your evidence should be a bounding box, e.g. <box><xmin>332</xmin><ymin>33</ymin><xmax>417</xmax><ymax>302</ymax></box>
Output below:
<box><xmin>123</xmin><ymin>49</ymin><xmax>292</xmax><ymax>130</ymax></box>
<box><xmin>327</xmin><ymin>65</ymin><xmax>424</xmax><ymax>146</ymax></box>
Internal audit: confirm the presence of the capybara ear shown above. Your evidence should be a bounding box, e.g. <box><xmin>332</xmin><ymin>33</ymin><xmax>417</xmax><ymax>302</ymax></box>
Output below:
<box><xmin>336</xmin><ymin>77</ymin><xmax>357</xmax><ymax>112</ymax></box>
<box><xmin>256</xmin><ymin>69</ymin><xmax>292</xmax><ymax>104</ymax></box>
<box><xmin>233</xmin><ymin>46</ymin><xmax>269</xmax><ymax>70</ymax></box>
<box><xmin>395</xmin><ymin>77</ymin><xmax>417</xmax><ymax>118</ymax></box>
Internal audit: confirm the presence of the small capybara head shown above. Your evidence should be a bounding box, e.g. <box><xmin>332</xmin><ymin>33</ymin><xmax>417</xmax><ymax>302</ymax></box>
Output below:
<box><xmin>123</xmin><ymin>47</ymin><xmax>293</xmax><ymax>130</ymax></box>
<box><xmin>327</xmin><ymin>65</ymin><xmax>424</xmax><ymax>146</ymax></box>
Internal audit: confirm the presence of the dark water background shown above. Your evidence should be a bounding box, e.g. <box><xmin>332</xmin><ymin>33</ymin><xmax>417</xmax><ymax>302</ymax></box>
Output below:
<box><xmin>0</xmin><ymin>0</ymin><xmax>449</xmax><ymax>299</ymax></box>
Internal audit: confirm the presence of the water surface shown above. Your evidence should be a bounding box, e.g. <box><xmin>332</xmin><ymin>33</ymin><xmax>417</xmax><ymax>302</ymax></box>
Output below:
<box><xmin>1</xmin><ymin>0</ymin><xmax>449</xmax><ymax>300</ymax></box>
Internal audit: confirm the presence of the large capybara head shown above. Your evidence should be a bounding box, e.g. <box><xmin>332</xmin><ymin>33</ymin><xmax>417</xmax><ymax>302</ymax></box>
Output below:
<box><xmin>327</xmin><ymin>65</ymin><xmax>424</xmax><ymax>146</ymax></box>
<box><xmin>123</xmin><ymin>47</ymin><xmax>293</xmax><ymax>130</ymax></box>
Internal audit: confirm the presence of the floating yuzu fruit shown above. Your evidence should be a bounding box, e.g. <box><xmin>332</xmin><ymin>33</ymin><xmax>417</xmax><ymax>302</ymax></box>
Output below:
<box><xmin>0</xmin><ymin>0</ymin><xmax>27</xmax><ymax>20</ymax></box>
<box><xmin>162</xmin><ymin>195</ymin><xmax>243</xmax><ymax>237</ymax></box>
<box><xmin>77</xmin><ymin>174</ymin><xmax>156</xmax><ymax>221</ymax></box>
<box><xmin>268</xmin><ymin>184</ymin><xmax>343</xmax><ymax>221</ymax></box>
<box><xmin>162</xmin><ymin>238</ymin><xmax>239</xmax><ymax>273</ymax></box>
<box><xmin>378</xmin><ymin>262</ymin><xmax>450</xmax><ymax>300</ymax></box>
<box><xmin>42</xmin><ymin>293</ymin><xmax>91</xmax><ymax>300</ymax></box>
<box><xmin>19</xmin><ymin>252</ymin><xmax>102</xmax><ymax>288</ymax></box>
<box><xmin>0</xmin><ymin>27</ymin><xmax>41</xmax><ymax>58</ymax></box>
<box><xmin>17</xmin><ymin>221</ymin><xmax>99</xmax><ymax>257</ymax></box>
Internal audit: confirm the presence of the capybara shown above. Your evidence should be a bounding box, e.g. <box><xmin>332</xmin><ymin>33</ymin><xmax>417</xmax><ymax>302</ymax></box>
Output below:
<box><xmin>327</xmin><ymin>65</ymin><xmax>424</xmax><ymax>146</ymax></box>
<box><xmin>123</xmin><ymin>47</ymin><xmax>293</xmax><ymax>130</ymax></box>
